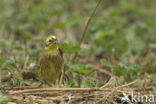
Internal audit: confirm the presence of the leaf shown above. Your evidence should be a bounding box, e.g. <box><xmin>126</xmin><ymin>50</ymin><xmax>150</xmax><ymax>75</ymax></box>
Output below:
<box><xmin>29</xmin><ymin>97</ymin><xmax>33</xmax><ymax>104</ymax></box>
<box><xmin>114</xmin><ymin>65</ymin><xmax>128</xmax><ymax>78</ymax></box>
<box><xmin>7</xmin><ymin>64</ymin><xmax>23</xmax><ymax>85</ymax></box>
<box><xmin>0</xmin><ymin>39</ymin><xmax>7</xmax><ymax>46</ymax></box>
<box><xmin>85</xmin><ymin>79</ymin><xmax>96</xmax><ymax>87</ymax></box>
<box><xmin>0</xmin><ymin>58</ymin><xmax>7</xmax><ymax>70</ymax></box>
<box><xmin>73</xmin><ymin>68</ymin><xmax>94</xmax><ymax>76</ymax></box>
<box><xmin>59</xmin><ymin>42</ymin><xmax>80</xmax><ymax>54</ymax></box>
<box><xmin>149</xmin><ymin>43</ymin><xmax>156</xmax><ymax>49</ymax></box>
<box><xmin>100</xmin><ymin>58</ymin><xmax>112</xmax><ymax>68</ymax></box>
<box><xmin>15</xmin><ymin>46</ymin><xmax>23</xmax><ymax>51</ymax></box>
<box><xmin>0</xmin><ymin>93</ymin><xmax>10</xmax><ymax>104</ymax></box>
<box><xmin>7</xmin><ymin>65</ymin><xmax>15</xmax><ymax>74</ymax></box>
<box><xmin>24</xmin><ymin>33</ymin><xmax>32</xmax><ymax>40</ymax></box>
<box><xmin>70</xmin><ymin>64</ymin><xmax>94</xmax><ymax>75</ymax></box>
<box><xmin>150</xmin><ymin>75</ymin><xmax>156</xmax><ymax>85</ymax></box>
<box><xmin>56</xmin><ymin>23</ymin><xmax>66</xmax><ymax>30</ymax></box>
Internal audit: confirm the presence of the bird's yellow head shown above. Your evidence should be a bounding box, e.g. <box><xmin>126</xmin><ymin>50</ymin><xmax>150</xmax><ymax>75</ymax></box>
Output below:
<box><xmin>45</xmin><ymin>35</ymin><xmax>58</xmax><ymax>55</ymax></box>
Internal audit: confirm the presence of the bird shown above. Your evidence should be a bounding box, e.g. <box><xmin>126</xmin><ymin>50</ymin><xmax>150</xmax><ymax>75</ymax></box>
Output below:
<box><xmin>38</xmin><ymin>35</ymin><xmax>64</xmax><ymax>86</ymax></box>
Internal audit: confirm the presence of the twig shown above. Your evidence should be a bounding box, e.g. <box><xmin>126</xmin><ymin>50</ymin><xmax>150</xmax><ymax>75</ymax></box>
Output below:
<box><xmin>13</xmin><ymin>53</ymin><xmax>24</xmax><ymax>86</ymax></box>
<box><xmin>96</xmin><ymin>89</ymin><xmax>116</xmax><ymax>103</ymax></box>
<box><xmin>3</xmin><ymin>86</ymin><xmax>41</xmax><ymax>90</ymax></box>
<box><xmin>3</xmin><ymin>79</ymin><xmax>155</xmax><ymax>103</ymax></box>
<box><xmin>116</xmin><ymin>80</ymin><xmax>138</xmax><ymax>89</ymax></box>
<box><xmin>9</xmin><ymin>88</ymin><xmax>111</xmax><ymax>94</ymax></box>
<box><xmin>72</xmin><ymin>0</ymin><xmax>103</xmax><ymax>63</ymax></box>
<box><xmin>93</xmin><ymin>65</ymin><xmax>112</xmax><ymax>77</ymax></box>
<box><xmin>13</xmin><ymin>53</ymin><xmax>20</xmax><ymax>73</ymax></box>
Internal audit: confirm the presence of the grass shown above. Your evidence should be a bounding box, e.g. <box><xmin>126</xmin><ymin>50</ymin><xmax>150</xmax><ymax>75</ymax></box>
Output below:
<box><xmin>72</xmin><ymin>0</ymin><xmax>102</xmax><ymax>63</ymax></box>
<box><xmin>0</xmin><ymin>0</ymin><xmax>156</xmax><ymax>103</ymax></box>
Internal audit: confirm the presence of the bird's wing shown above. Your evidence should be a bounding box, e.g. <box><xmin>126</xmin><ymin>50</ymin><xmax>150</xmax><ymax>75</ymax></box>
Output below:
<box><xmin>58</xmin><ymin>48</ymin><xmax>63</xmax><ymax>57</ymax></box>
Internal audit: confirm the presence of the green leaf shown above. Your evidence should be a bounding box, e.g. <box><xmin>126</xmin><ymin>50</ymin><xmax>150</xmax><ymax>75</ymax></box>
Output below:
<box><xmin>7</xmin><ymin>64</ymin><xmax>23</xmax><ymax>85</ymax></box>
<box><xmin>100</xmin><ymin>58</ymin><xmax>112</xmax><ymax>68</ymax></box>
<box><xmin>7</xmin><ymin>64</ymin><xmax>15</xmax><ymax>74</ymax></box>
<box><xmin>150</xmin><ymin>75</ymin><xmax>156</xmax><ymax>85</ymax></box>
<box><xmin>24</xmin><ymin>33</ymin><xmax>32</xmax><ymax>40</ymax></box>
<box><xmin>15</xmin><ymin>46</ymin><xmax>23</xmax><ymax>51</ymax></box>
<box><xmin>56</xmin><ymin>23</ymin><xmax>66</xmax><ymax>30</ymax></box>
<box><xmin>0</xmin><ymin>58</ymin><xmax>7</xmax><ymax>70</ymax></box>
<box><xmin>85</xmin><ymin>79</ymin><xmax>96</xmax><ymax>87</ymax></box>
<box><xmin>29</xmin><ymin>97</ymin><xmax>33</xmax><ymax>104</ymax></box>
<box><xmin>149</xmin><ymin>43</ymin><xmax>156</xmax><ymax>49</ymax></box>
<box><xmin>70</xmin><ymin>64</ymin><xmax>94</xmax><ymax>75</ymax></box>
<box><xmin>0</xmin><ymin>39</ymin><xmax>7</xmax><ymax>46</ymax></box>
<box><xmin>73</xmin><ymin>68</ymin><xmax>94</xmax><ymax>76</ymax></box>
<box><xmin>114</xmin><ymin>65</ymin><xmax>128</xmax><ymax>79</ymax></box>
<box><xmin>0</xmin><ymin>93</ymin><xmax>10</xmax><ymax>104</ymax></box>
<box><xmin>59</xmin><ymin>42</ymin><xmax>80</xmax><ymax>54</ymax></box>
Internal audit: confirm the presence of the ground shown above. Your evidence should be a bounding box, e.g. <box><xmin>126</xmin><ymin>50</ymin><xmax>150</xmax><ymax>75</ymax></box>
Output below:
<box><xmin>0</xmin><ymin>0</ymin><xmax>156</xmax><ymax>104</ymax></box>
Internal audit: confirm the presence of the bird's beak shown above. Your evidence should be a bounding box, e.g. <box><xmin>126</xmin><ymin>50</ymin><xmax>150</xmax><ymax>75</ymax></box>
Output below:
<box><xmin>53</xmin><ymin>40</ymin><xmax>58</xmax><ymax>44</ymax></box>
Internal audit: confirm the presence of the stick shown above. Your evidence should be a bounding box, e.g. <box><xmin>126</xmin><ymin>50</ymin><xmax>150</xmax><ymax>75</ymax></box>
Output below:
<box><xmin>72</xmin><ymin>0</ymin><xmax>103</xmax><ymax>63</ymax></box>
<box><xmin>116</xmin><ymin>80</ymin><xmax>138</xmax><ymax>89</ymax></box>
<box><xmin>93</xmin><ymin>65</ymin><xmax>112</xmax><ymax>77</ymax></box>
<box><xmin>3</xmin><ymin>86</ymin><xmax>41</xmax><ymax>90</ymax></box>
<box><xmin>9</xmin><ymin>88</ymin><xmax>111</xmax><ymax>94</ymax></box>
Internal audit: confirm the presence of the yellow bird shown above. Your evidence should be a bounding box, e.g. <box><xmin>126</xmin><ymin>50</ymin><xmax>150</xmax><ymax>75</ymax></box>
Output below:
<box><xmin>38</xmin><ymin>35</ymin><xmax>64</xmax><ymax>85</ymax></box>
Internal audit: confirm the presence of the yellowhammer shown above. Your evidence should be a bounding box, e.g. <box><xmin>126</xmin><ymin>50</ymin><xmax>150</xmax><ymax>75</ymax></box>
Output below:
<box><xmin>38</xmin><ymin>35</ymin><xmax>64</xmax><ymax>85</ymax></box>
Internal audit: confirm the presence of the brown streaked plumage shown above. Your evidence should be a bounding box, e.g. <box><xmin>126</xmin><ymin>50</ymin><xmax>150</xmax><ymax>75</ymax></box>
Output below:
<box><xmin>38</xmin><ymin>35</ymin><xmax>64</xmax><ymax>85</ymax></box>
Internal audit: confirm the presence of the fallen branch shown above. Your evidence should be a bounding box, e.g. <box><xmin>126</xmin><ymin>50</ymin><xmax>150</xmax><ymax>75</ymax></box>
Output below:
<box><xmin>116</xmin><ymin>80</ymin><xmax>138</xmax><ymax>89</ymax></box>
<box><xmin>2</xmin><ymin>86</ymin><xmax>40</xmax><ymax>90</ymax></box>
<box><xmin>9</xmin><ymin>88</ymin><xmax>109</xmax><ymax>94</ymax></box>
<box><xmin>2</xmin><ymin>79</ymin><xmax>155</xmax><ymax>104</ymax></box>
<box><xmin>93</xmin><ymin>65</ymin><xmax>112</xmax><ymax>77</ymax></box>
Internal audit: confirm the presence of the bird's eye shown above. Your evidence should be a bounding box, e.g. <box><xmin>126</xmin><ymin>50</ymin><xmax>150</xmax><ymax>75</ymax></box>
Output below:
<box><xmin>49</xmin><ymin>40</ymin><xmax>52</xmax><ymax>42</ymax></box>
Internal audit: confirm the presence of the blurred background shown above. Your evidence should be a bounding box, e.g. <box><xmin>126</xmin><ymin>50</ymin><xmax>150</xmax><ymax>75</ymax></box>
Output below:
<box><xmin>0</xmin><ymin>0</ymin><xmax>156</xmax><ymax>88</ymax></box>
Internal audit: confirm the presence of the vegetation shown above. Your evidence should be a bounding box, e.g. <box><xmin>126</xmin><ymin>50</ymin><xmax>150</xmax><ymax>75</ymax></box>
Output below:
<box><xmin>0</xmin><ymin>0</ymin><xmax>156</xmax><ymax>103</ymax></box>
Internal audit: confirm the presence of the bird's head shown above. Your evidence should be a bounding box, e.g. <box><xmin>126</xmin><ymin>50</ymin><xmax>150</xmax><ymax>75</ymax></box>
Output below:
<box><xmin>45</xmin><ymin>35</ymin><xmax>58</xmax><ymax>51</ymax></box>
